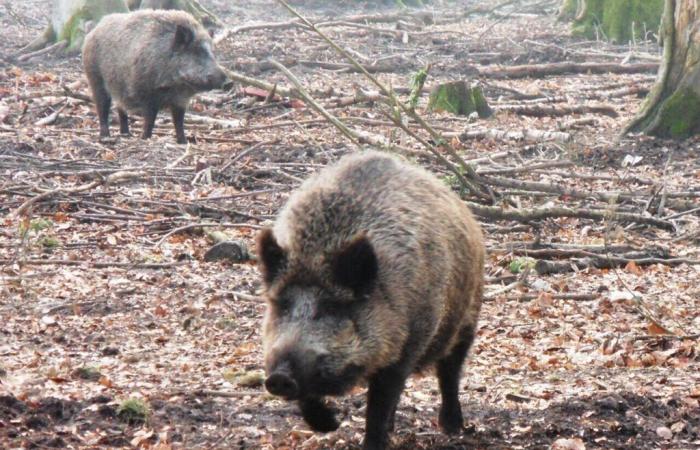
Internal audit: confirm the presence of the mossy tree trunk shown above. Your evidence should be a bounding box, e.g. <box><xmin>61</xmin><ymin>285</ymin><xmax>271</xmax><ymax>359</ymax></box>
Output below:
<box><xmin>561</xmin><ymin>0</ymin><xmax>663</xmax><ymax>43</ymax></box>
<box><xmin>16</xmin><ymin>0</ymin><xmax>220</xmax><ymax>57</ymax></box>
<box><xmin>625</xmin><ymin>0</ymin><xmax>700</xmax><ymax>138</ymax></box>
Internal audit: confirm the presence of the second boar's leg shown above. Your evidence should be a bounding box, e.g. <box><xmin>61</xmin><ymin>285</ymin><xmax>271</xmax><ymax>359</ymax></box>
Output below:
<box><xmin>117</xmin><ymin>108</ymin><xmax>130</xmax><ymax>136</ymax></box>
<box><xmin>92</xmin><ymin>82</ymin><xmax>111</xmax><ymax>138</ymax></box>
<box><xmin>299</xmin><ymin>397</ymin><xmax>339</xmax><ymax>432</ymax></box>
<box><xmin>436</xmin><ymin>325</ymin><xmax>475</xmax><ymax>434</ymax></box>
<box><xmin>363</xmin><ymin>365</ymin><xmax>409</xmax><ymax>450</ymax></box>
<box><xmin>141</xmin><ymin>105</ymin><xmax>159</xmax><ymax>140</ymax></box>
<box><xmin>171</xmin><ymin>106</ymin><xmax>186</xmax><ymax>144</ymax></box>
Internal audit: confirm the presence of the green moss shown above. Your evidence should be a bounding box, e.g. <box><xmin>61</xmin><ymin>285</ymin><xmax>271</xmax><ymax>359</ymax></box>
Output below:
<box><xmin>651</xmin><ymin>88</ymin><xmax>700</xmax><ymax>138</ymax></box>
<box><xmin>73</xmin><ymin>366</ymin><xmax>102</xmax><ymax>381</ymax></box>
<box><xmin>571</xmin><ymin>0</ymin><xmax>663</xmax><ymax>43</ymax></box>
<box><xmin>58</xmin><ymin>0</ymin><xmax>128</xmax><ymax>52</ymax></box>
<box><xmin>428</xmin><ymin>81</ymin><xmax>491</xmax><ymax>118</ymax></box>
<box><xmin>117</xmin><ymin>398</ymin><xmax>149</xmax><ymax>424</ymax></box>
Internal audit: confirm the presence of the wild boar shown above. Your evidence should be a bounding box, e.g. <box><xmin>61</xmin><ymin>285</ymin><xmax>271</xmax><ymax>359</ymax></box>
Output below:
<box><xmin>257</xmin><ymin>150</ymin><xmax>485</xmax><ymax>450</ymax></box>
<box><xmin>82</xmin><ymin>10</ymin><xmax>227</xmax><ymax>144</ymax></box>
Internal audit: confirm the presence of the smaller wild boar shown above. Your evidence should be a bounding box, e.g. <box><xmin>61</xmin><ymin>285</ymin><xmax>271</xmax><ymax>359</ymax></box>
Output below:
<box><xmin>82</xmin><ymin>10</ymin><xmax>227</xmax><ymax>144</ymax></box>
<box><xmin>257</xmin><ymin>151</ymin><xmax>485</xmax><ymax>450</ymax></box>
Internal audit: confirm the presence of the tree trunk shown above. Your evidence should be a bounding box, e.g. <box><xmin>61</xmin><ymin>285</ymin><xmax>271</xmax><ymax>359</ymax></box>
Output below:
<box><xmin>560</xmin><ymin>0</ymin><xmax>664</xmax><ymax>43</ymax></box>
<box><xmin>15</xmin><ymin>0</ymin><xmax>220</xmax><ymax>57</ymax></box>
<box><xmin>624</xmin><ymin>0</ymin><xmax>700</xmax><ymax>138</ymax></box>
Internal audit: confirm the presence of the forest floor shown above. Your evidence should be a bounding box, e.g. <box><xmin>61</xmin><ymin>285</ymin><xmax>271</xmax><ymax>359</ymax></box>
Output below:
<box><xmin>1</xmin><ymin>0</ymin><xmax>699</xmax><ymax>449</ymax></box>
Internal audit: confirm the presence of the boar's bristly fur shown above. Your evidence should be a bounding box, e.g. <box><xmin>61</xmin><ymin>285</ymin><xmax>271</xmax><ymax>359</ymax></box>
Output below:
<box><xmin>258</xmin><ymin>150</ymin><xmax>485</xmax><ymax>450</ymax></box>
<box><xmin>82</xmin><ymin>10</ymin><xmax>227</xmax><ymax>144</ymax></box>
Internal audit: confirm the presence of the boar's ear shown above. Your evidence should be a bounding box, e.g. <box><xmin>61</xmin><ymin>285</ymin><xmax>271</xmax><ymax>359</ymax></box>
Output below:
<box><xmin>257</xmin><ymin>228</ymin><xmax>287</xmax><ymax>284</ymax></box>
<box><xmin>174</xmin><ymin>24</ymin><xmax>195</xmax><ymax>48</ymax></box>
<box><xmin>332</xmin><ymin>233</ymin><xmax>378</xmax><ymax>295</ymax></box>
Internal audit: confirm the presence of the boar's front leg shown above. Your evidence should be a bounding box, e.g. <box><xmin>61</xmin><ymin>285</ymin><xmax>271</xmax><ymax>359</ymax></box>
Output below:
<box><xmin>364</xmin><ymin>365</ymin><xmax>408</xmax><ymax>450</ymax></box>
<box><xmin>171</xmin><ymin>105</ymin><xmax>187</xmax><ymax>144</ymax></box>
<box><xmin>141</xmin><ymin>105</ymin><xmax>159</xmax><ymax>140</ymax></box>
<box><xmin>299</xmin><ymin>397</ymin><xmax>339</xmax><ymax>432</ymax></box>
<box><xmin>436</xmin><ymin>326</ymin><xmax>475</xmax><ymax>434</ymax></box>
<box><xmin>92</xmin><ymin>81</ymin><xmax>111</xmax><ymax>139</ymax></box>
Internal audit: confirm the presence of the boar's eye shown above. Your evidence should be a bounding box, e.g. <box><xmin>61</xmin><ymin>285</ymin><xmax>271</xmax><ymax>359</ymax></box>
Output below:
<box><xmin>332</xmin><ymin>233</ymin><xmax>378</xmax><ymax>295</ymax></box>
<box><xmin>174</xmin><ymin>24</ymin><xmax>195</xmax><ymax>49</ymax></box>
<box><xmin>273</xmin><ymin>295</ymin><xmax>292</xmax><ymax>313</ymax></box>
<box><xmin>257</xmin><ymin>228</ymin><xmax>287</xmax><ymax>284</ymax></box>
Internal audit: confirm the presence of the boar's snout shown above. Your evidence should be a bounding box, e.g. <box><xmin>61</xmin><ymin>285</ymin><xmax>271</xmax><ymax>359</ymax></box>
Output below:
<box><xmin>207</xmin><ymin>65</ymin><xmax>228</xmax><ymax>90</ymax></box>
<box><xmin>265</xmin><ymin>362</ymin><xmax>299</xmax><ymax>399</ymax></box>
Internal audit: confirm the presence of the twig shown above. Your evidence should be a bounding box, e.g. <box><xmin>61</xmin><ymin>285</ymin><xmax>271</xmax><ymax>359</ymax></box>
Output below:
<box><xmin>154</xmin><ymin>223</ymin><xmax>260</xmax><ymax>248</ymax></box>
<box><xmin>16</xmin><ymin>39</ymin><xmax>67</xmax><ymax>62</ymax></box>
<box><xmin>506</xmin><ymin>292</ymin><xmax>599</xmax><ymax>302</ymax></box>
<box><xmin>268</xmin><ymin>59</ymin><xmax>362</xmax><ymax>147</ymax></box>
<box><xmin>35</xmin><ymin>103</ymin><xmax>67</xmax><ymax>126</ymax></box>
<box><xmin>275</xmin><ymin>0</ymin><xmax>491</xmax><ymax>201</ymax></box>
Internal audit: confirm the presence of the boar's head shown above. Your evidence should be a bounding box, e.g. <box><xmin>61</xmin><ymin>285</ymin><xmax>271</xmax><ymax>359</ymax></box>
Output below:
<box><xmin>163</xmin><ymin>23</ymin><xmax>227</xmax><ymax>93</ymax></box>
<box><xmin>257</xmin><ymin>228</ymin><xmax>399</xmax><ymax>402</ymax></box>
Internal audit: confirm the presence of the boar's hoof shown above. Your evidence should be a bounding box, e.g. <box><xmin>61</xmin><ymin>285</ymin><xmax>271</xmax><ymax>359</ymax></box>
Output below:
<box><xmin>265</xmin><ymin>372</ymin><xmax>298</xmax><ymax>399</ymax></box>
<box><xmin>438</xmin><ymin>409</ymin><xmax>464</xmax><ymax>435</ymax></box>
<box><xmin>300</xmin><ymin>397</ymin><xmax>340</xmax><ymax>432</ymax></box>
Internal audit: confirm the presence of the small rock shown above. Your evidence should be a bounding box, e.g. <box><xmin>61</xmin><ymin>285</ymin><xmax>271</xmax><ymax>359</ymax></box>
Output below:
<box><xmin>551</xmin><ymin>437</ymin><xmax>585</xmax><ymax>450</ymax></box>
<box><xmin>204</xmin><ymin>240</ymin><xmax>249</xmax><ymax>263</ymax></box>
<box><xmin>656</xmin><ymin>426</ymin><xmax>673</xmax><ymax>440</ymax></box>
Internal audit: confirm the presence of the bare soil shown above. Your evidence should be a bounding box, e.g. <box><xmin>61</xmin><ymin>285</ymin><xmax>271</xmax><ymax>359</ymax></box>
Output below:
<box><xmin>1</xmin><ymin>1</ymin><xmax>698</xmax><ymax>449</ymax></box>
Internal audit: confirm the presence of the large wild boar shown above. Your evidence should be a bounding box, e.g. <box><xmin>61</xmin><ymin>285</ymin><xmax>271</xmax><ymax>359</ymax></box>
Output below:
<box><xmin>257</xmin><ymin>151</ymin><xmax>485</xmax><ymax>450</ymax></box>
<box><xmin>82</xmin><ymin>10</ymin><xmax>227</xmax><ymax>144</ymax></box>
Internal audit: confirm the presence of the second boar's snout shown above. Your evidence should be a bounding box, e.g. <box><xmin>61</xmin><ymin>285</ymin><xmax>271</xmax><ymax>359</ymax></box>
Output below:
<box><xmin>208</xmin><ymin>66</ymin><xmax>228</xmax><ymax>89</ymax></box>
<box><xmin>265</xmin><ymin>362</ymin><xmax>298</xmax><ymax>399</ymax></box>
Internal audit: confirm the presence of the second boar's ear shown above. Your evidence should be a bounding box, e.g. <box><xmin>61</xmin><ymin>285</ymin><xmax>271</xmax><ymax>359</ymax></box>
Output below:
<box><xmin>257</xmin><ymin>228</ymin><xmax>287</xmax><ymax>284</ymax></box>
<box><xmin>332</xmin><ymin>233</ymin><xmax>378</xmax><ymax>295</ymax></box>
<box><xmin>174</xmin><ymin>24</ymin><xmax>194</xmax><ymax>48</ymax></box>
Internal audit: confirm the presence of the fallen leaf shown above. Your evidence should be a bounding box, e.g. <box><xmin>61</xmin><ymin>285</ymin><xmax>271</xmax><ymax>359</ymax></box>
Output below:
<box><xmin>552</xmin><ymin>437</ymin><xmax>586</xmax><ymax>450</ymax></box>
<box><xmin>647</xmin><ymin>320</ymin><xmax>672</xmax><ymax>336</ymax></box>
<box><xmin>625</xmin><ymin>260</ymin><xmax>643</xmax><ymax>275</ymax></box>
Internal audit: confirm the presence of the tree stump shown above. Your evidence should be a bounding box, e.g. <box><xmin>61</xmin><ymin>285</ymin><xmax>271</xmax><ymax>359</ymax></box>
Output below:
<box><xmin>428</xmin><ymin>81</ymin><xmax>492</xmax><ymax>118</ymax></box>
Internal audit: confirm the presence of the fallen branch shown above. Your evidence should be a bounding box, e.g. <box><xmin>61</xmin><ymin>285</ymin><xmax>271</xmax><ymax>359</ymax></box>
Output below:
<box><xmin>14</xmin><ymin>171</ymin><xmax>144</xmax><ymax>217</ymax></box>
<box><xmin>452</xmin><ymin>128</ymin><xmax>572</xmax><ymax>143</ymax></box>
<box><xmin>534</xmin><ymin>254</ymin><xmax>700</xmax><ymax>275</ymax></box>
<box><xmin>479</xmin><ymin>62</ymin><xmax>659</xmax><ymax>79</ymax></box>
<box><xmin>17</xmin><ymin>40</ymin><xmax>67</xmax><ymax>62</ymax></box>
<box><xmin>496</xmin><ymin>103</ymin><xmax>618</xmax><ymax>118</ymax></box>
<box><xmin>1</xmin><ymin>259</ymin><xmax>187</xmax><ymax>269</ymax></box>
<box><xmin>466</xmin><ymin>202</ymin><xmax>676</xmax><ymax>231</ymax></box>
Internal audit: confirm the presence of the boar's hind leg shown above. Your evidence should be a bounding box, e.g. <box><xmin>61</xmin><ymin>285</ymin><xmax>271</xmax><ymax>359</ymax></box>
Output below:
<box><xmin>436</xmin><ymin>326</ymin><xmax>475</xmax><ymax>434</ymax></box>
<box><xmin>171</xmin><ymin>106</ymin><xmax>187</xmax><ymax>144</ymax></box>
<box><xmin>299</xmin><ymin>397</ymin><xmax>339</xmax><ymax>432</ymax></box>
<box><xmin>364</xmin><ymin>366</ymin><xmax>409</xmax><ymax>450</ymax></box>
<box><xmin>117</xmin><ymin>108</ymin><xmax>130</xmax><ymax>136</ymax></box>
<box><xmin>141</xmin><ymin>105</ymin><xmax>159</xmax><ymax>140</ymax></box>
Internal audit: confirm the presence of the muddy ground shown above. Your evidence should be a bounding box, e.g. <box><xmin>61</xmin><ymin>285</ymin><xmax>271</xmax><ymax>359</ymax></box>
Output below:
<box><xmin>0</xmin><ymin>1</ymin><xmax>699</xmax><ymax>449</ymax></box>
